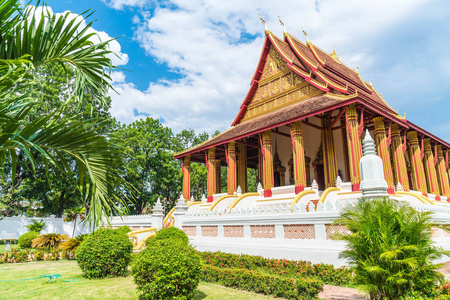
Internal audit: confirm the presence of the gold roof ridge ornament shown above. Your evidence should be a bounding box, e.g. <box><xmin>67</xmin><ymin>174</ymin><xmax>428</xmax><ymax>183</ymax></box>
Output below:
<box><xmin>330</xmin><ymin>46</ymin><xmax>340</xmax><ymax>63</ymax></box>
<box><xmin>278</xmin><ymin>16</ymin><xmax>287</xmax><ymax>35</ymax></box>
<box><xmin>302</xmin><ymin>27</ymin><xmax>310</xmax><ymax>44</ymax></box>
<box><xmin>259</xmin><ymin>14</ymin><xmax>269</xmax><ymax>35</ymax></box>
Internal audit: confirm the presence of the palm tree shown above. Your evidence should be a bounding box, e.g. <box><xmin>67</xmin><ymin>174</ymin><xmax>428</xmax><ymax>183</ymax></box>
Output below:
<box><xmin>334</xmin><ymin>198</ymin><xmax>447</xmax><ymax>299</ymax></box>
<box><xmin>64</xmin><ymin>207</ymin><xmax>85</xmax><ymax>238</ymax></box>
<box><xmin>0</xmin><ymin>0</ymin><xmax>134</xmax><ymax>226</ymax></box>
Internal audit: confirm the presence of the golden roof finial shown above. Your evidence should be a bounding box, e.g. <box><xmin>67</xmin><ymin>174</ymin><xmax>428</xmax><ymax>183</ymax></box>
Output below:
<box><xmin>369</xmin><ymin>80</ymin><xmax>373</xmax><ymax>87</ymax></box>
<box><xmin>302</xmin><ymin>27</ymin><xmax>310</xmax><ymax>43</ymax></box>
<box><xmin>355</xmin><ymin>66</ymin><xmax>359</xmax><ymax>74</ymax></box>
<box><xmin>403</xmin><ymin>113</ymin><xmax>406</xmax><ymax>118</ymax></box>
<box><xmin>278</xmin><ymin>16</ymin><xmax>287</xmax><ymax>35</ymax></box>
<box><xmin>330</xmin><ymin>46</ymin><xmax>339</xmax><ymax>61</ymax></box>
<box><xmin>259</xmin><ymin>14</ymin><xmax>269</xmax><ymax>35</ymax></box>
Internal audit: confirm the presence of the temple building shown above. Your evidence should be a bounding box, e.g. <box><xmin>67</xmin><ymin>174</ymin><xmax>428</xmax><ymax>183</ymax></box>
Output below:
<box><xmin>174</xmin><ymin>25</ymin><xmax>450</xmax><ymax>210</ymax></box>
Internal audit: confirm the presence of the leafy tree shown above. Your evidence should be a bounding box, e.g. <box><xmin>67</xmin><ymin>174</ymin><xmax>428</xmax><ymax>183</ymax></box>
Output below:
<box><xmin>335</xmin><ymin>198</ymin><xmax>447</xmax><ymax>299</ymax></box>
<box><xmin>115</xmin><ymin>118</ymin><xmax>181</xmax><ymax>214</ymax></box>
<box><xmin>0</xmin><ymin>1</ymin><xmax>133</xmax><ymax>225</ymax></box>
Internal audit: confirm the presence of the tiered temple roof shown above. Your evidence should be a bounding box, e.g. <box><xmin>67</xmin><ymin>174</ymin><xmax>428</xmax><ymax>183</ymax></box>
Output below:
<box><xmin>175</xmin><ymin>30</ymin><xmax>449</xmax><ymax>161</ymax></box>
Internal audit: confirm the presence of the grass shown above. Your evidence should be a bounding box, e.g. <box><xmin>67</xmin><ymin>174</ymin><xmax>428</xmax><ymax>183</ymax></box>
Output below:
<box><xmin>0</xmin><ymin>243</ymin><xmax>18</xmax><ymax>252</ymax></box>
<box><xmin>0</xmin><ymin>260</ymin><xmax>278</xmax><ymax>300</ymax></box>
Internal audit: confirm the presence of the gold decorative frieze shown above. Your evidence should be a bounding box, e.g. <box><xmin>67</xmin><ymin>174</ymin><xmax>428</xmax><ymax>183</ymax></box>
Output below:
<box><xmin>242</xmin><ymin>82</ymin><xmax>322</xmax><ymax>122</ymax></box>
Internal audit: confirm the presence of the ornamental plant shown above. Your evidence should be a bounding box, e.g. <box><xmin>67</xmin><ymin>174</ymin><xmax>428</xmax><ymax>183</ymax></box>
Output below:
<box><xmin>335</xmin><ymin>198</ymin><xmax>448</xmax><ymax>299</ymax></box>
<box><xmin>76</xmin><ymin>228</ymin><xmax>133</xmax><ymax>279</ymax></box>
<box><xmin>18</xmin><ymin>231</ymin><xmax>39</xmax><ymax>248</ymax></box>
<box><xmin>147</xmin><ymin>226</ymin><xmax>189</xmax><ymax>246</ymax></box>
<box><xmin>31</xmin><ymin>233</ymin><xmax>68</xmax><ymax>249</ymax></box>
<box><xmin>131</xmin><ymin>239</ymin><xmax>201</xmax><ymax>300</ymax></box>
<box><xmin>115</xmin><ymin>226</ymin><xmax>131</xmax><ymax>235</ymax></box>
<box><xmin>26</xmin><ymin>219</ymin><xmax>46</xmax><ymax>233</ymax></box>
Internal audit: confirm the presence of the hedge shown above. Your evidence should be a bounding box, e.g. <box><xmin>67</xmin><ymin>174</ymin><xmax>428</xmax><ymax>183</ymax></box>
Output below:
<box><xmin>198</xmin><ymin>251</ymin><xmax>352</xmax><ymax>286</ymax></box>
<box><xmin>0</xmin><ymin>248</ymin><xmax>71</xmax><ymax>263</ymax></box>
<box><xmin>202</xmin><ymin>264</ymin><xmax>323</xmax><ymax>299</ymax></box>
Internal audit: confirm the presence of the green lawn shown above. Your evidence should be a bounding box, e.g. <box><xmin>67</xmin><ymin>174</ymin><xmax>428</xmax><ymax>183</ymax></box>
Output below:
<box><xmin>0</xmin><ymin>243</ymin><xmax>18</xmax><ymax>252</ymax></box>
<box><xmin>0</xmin><ymin>260</ymin><xmax>278</xmax><ymax>300</ymax></box>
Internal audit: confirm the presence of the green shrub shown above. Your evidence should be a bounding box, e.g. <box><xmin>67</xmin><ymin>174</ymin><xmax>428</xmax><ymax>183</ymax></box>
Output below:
<box><xmin>198</xmin><ymin>251</ymin><xmax>352</xmax><ymax>285</ymax></box>
<box><xmin>335</xmin><ymin>198</ymin><xmax>447</xmax><ymax>299</ymax></box>
<box><xmin>115</xmin><ymin>226</ymin><xmax>131</xmax><ymax>235</ymax></box>
<box><xmin>18</xmin><ymin>231</ymin><xmax>39</xmax><ymax>249</ymax></box>
<box><xmin>202</xmin><ymin>264</ymin><xmax>323</xmax><ymax>299</ymax></box>
<box><xmin>76</xmin><ymin>228</ymin><xmax>133</xmax><ymax>279</ymax></box>
<box><xmin>131</xmin><ymin>239</ymin><xmax>201</xmax><ymax>300</ymax></box>
<box><xmin>26</xmin><ymin>219</ymin><xmax>46</xmax><ymax>233</ymax></box>
<box><xmin>149</xmin><ymin>226</ymin><xmax>189</xmax><ymax>246</ymax></box>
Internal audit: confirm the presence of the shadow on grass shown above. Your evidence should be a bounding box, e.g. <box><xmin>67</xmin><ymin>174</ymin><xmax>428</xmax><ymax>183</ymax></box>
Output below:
<box><xmin>194</xmin><ymin>290</ymin><xmax>207</xmax><ymax>299</ymax></box>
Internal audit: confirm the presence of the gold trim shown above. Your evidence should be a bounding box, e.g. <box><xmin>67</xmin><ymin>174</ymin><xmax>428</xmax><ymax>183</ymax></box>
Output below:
<box><xmin>395</xmin><ymin>191</ymin><xmax>435</xmax><ymax>205</ymax></box>
<box><xmin>319</xmin><ymin>187</ymin><xmax>340</xmax><ymax>203</ymax></box>
<box><xmin>187</xmin><ymin>201</ymin><xmax>202</xmax><ymax>207</ymax></box>
<box><xmin>268</xmin><ymin>33</ymin><xmax>293</xmax><ymax>64</ymax></box>
<box><xmin>258</xmin><ymin>67</ymin><xmax>291</xmax><ymax>86</ymax></box>
<box><xmin>257</xmin><ymin>197</ymin><xmax>293</xmax><ymax>202</ymax></box>
<box><xmin>163</xmin><ymin>207</ymin><xmax>175</xmax><ymax>225</ymax></box>
<box><xmin>290</xmin><ymin>190</ymin><xmax>316</xmax><ymax>212</ymax></box>
<box><xmin>242</xmin><ymin>89</ymin><xmax>323</xmax><ymax>122</ymax></box>
<box><xmin>315</xmin><ymin>71</ymin><xmax>348</xmax><ymax>91</ymax></box>
<box><xmin>199</xmin><ymin>204</ymin><xmax>212</xmax><ymax>207</ymax></box>
<box><xmin>208</xmin><ymin>195</ymin><xmax>238</xmax><ymax>211</ymax></box>
<box><xmin>323</xmin><ymin>92</ymin><xmax>358</xmax><ymax>100</ymax></box>
<box><xmin>336</xmin><ymin>191</ymin><xmax>361</xmax><ymax>195</ymax></box>
<box><xmin>248</xmin><ymin>80</ymin><xmax>310</xmax><ymax>110</ymax></box>
<box><xmin>229</xmin><ymin>193</ymin><xmax>260</xmax><ymax>210</ymax></box>
<box><xmin>286</xmin><ymin>34</ymin><xmax>318</xmax><ymax>69</ymax></box>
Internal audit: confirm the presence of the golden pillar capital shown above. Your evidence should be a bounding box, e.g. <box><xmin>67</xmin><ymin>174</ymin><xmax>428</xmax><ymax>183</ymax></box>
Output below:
<box><xmin>291</xmin><ymin>121</ymin><xmax>306</xmax><ymax>193</ymax></box>
<box><xmin>373</xmin><ymin>117</ymin><xmax>395</xmax><ymax>194</ymax></box>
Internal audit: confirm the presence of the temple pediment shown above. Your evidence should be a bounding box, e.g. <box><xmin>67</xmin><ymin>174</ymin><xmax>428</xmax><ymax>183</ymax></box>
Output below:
<box><xmin>241</xmin><ymin>46</ymin><xmax>323</xmax><ymax>123</ymax></box>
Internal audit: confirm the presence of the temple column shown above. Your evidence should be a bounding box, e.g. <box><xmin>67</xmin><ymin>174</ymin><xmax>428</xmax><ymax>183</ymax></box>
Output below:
<box><xmin>390</xmin><ymin>124</ymin><xmax>409</xmax><ymax>191</ymax></box>
<box><xmin>290</xmin><ymin>121</ymin><xmax>306</xmax><ymax>193</ymax></box>
<box><xmin>423</xmin><ymin>139</ymin><xmax>440</xmax><ymax>199</ymax></box>
<box><xmin>322</xmin><ymin>114</ymin><xmax>337</xmax><ymax>189</ymax></box>
<box><xmin>257</xmin><ymin>149</ymin><xmax>263</xmax><ymax>185</ymax></box>
<box><xmin>262</xmin><ymin>130</ymin><xmax>274</xmax><ymax>197</ymax></box>
<box><xmin>206</xmin><ymin>147</ymin><xmax>216</xmax><ymax>202</ymax></box>
<box><xmin>407</xmin><ymin>131</ymin><xmax>427</xmax><ymax>195</ymax></box>
<box><xmin>373</xmin><ymin>117</ymin><xmax>395</xmax><ymax>194</ymax></box>
<box><xmin>345</xmin><ymin>104</ymin><xmax>363</xmax><ymax>191</ymax></box>
<box><xmin>182</xmin><ymin>155</ymin><xmax>191</xmax><ymax>201</ymax></box>
<box><xmin>215</xmin><ymin>159</ymin><xmax>221</xmax><ymax>194</ymax></box>
<box><xmin>436</xmin><ymin>145</ymin><xmax>450</xmax><ymax>198</ymax></box>
<box><xmin>227</xmin><ymin>141</ymin><xmax>237</xmax><ymax>195</ymax></box>
<box><xmin>238</xmin><ymin>144</ymin><xmax>248</xmax><ymax>193</ymax></box>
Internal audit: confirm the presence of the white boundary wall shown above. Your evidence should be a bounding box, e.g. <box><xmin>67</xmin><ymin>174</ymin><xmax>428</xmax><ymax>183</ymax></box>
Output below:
<box><xmin>180</xmin><ymin>201</ymin><xmax>450</xmax><ymax>267</ymax></box>
<box><xmin>0</xmin><ymin>216</ymin><xmax>91</xmax><ymax>240</ymax></box>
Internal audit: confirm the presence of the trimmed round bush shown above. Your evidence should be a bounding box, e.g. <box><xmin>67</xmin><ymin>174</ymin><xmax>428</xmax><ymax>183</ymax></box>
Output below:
<box><xmin>132</xmin><ymin>239</ymin><xmax>201</xmax><ymax>300</ymax></box>
<box><xmin>115</xmin><ymin>226</ymin><xmax>131</xmax><ymax>235</ymax></box>
<box><xmin>75</xmin><ymin>228</ymin><xmax>133</xmax><ymax>278</ymax></box>
<box><xmin>154</xmin><ymin>227</ymin><xmax>189</xmax><ymax>245</ymax></box>
<box><xmin>18</xmin><ymin>231</ymin><xmax>39</xmax><ymax>248</ymax></box>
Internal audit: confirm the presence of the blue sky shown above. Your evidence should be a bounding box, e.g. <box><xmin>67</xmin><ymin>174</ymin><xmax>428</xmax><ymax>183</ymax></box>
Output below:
<box><xmin>43</xmin><ymin>0</ymin><xmax>450</xmax><ymax>141</ymax></box>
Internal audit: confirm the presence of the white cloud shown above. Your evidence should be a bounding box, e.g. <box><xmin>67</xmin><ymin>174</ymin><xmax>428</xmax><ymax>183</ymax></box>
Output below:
<box><xmin>109</xmin><ymin>0</ymin><xmax>438</xmax><ymax>134</ymax></box>
<box><xmin>27</xmin><ymin>6</ymin><xmax>129</xmax><ymax>67</ymax></box>
<box><xmin>101</xmin><ymin>0</ymin><xmax>150</xmax><ymax>10</ymax></box>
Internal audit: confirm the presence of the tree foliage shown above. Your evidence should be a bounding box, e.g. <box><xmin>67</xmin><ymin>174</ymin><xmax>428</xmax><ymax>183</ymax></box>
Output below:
<box><xmin>0</xmin><ymin>0</ymin><xmax>133</xmax><ymax>225</ymax></box>
<box><xmin>335</xmin><ymin>198</ymin><xmax>447</xmax><ymax>299</ymax></box>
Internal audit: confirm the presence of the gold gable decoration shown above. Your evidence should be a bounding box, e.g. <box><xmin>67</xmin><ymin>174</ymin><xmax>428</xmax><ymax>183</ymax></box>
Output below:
<box><xmin>241</xmin><ymin>46</ymin><xmax>323</xmax><ymax>123</ymax></box>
